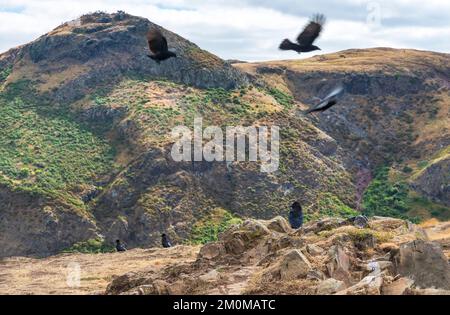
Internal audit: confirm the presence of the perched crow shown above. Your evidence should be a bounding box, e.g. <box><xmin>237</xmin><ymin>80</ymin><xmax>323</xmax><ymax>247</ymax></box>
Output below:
<box><xmin>116</xmin><ymin>239</ymin><xmax>127</xmax><ymax>252</ymax></box>
<box><xmin>288</xmin><ymin>201</ymin><xmax>303</xmax><ymax>229</ymax></box>
<box><xmin>305</xmin><ymin>84</ymin><xmax>345</xmax><ymax>114</ymax></box>
<box><xmin>279</xmin><ymin>14</ymin><xmax>326</xmax><ymax>54</ymax></box>
<box><xmin>161</xmin><ymin>233</ymin><xmax>172</xmax><ymax>248</ymax></box>
<box><xmin>147</xmin><ymin>29</ymin><xmax>177</xmax><ymax>63</ymax></box>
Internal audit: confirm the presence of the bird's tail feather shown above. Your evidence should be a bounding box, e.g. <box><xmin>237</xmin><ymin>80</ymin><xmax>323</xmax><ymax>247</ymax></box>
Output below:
<box><xmin>279</xmin><ymin>39</ymin><xmax>296</xmax><ymax>51</ymax></box>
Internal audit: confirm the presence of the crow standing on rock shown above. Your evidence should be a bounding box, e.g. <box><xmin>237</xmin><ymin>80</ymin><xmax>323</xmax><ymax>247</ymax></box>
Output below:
<box><xmin>304</xmin><ymin>84</ymin><xmax>345</xmax><ymax>114</ymax></box>
<box><xmin>279</xmin><ymin>14</ymin><xmax>326</xmax><ymax>54</ymax></box>
<box><xmin>147</xmin><ymin>28</ymin><xmax>177</xmax><ymax>63</ymax></box>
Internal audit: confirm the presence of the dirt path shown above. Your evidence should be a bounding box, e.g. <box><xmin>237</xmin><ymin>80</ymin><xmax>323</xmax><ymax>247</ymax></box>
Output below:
<box><xmin>0</xmin><ymin>246</ymin><xmax>199</xmax><ymax>295</ymax></box>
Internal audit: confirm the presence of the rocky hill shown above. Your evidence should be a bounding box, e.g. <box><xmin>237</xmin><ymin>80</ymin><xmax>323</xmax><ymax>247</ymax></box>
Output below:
<box><xmin>0</xmin><ymin>11</ymin><xmax>449</xmax><ymax>258</ymax></box>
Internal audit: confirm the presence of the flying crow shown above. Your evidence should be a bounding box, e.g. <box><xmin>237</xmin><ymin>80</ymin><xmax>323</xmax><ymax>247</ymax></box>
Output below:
<box><xmin>279</xmin><ymin>14</ymin><xmax>326</xmax><ymax>54</ymax></box>
<box><xmin>305</xmin><ymin>84</ymin><xmax>345</xmax><ymax>114</ymax></box>
<box><xmin>147</xmin><ymin>29</ymin><xmax>177</xmax><ymax>63</ymax></box>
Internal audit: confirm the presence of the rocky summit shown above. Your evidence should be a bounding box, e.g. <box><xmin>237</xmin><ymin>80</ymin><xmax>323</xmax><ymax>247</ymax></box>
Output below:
<box><xmin>0</xmin><ymin>11</ymin><xmax>449</xmax><ymax>259</ymax></box>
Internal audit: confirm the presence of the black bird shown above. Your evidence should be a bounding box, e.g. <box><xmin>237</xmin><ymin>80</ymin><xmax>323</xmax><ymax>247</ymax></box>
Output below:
<box><xmin>161</xmin><ymin>233</ymin><xmax>172</xmax><ymax>248</ymax></box>
<box><xmin>147</xmin><ymin>29</ymin><xmax>177</xmax><ymax>63</ymax></box>
<box><xmin>279</xmin><ymin>14</ymin><xmax>326</xmax><ymax>54</ymax></box>
<box><xmin>304</xmin><ymin>84</ymin><xmax>345</xmax><ymax>114</ymax></box>
<box><xmin>288</xmin><ymin>201</ymin><xmax>303</xmax><ymax>229</ymax></box>
<box><xmin>116</xmin><ymin>239</ymin><xmax>127</xmax><ymax>252</ymax></box>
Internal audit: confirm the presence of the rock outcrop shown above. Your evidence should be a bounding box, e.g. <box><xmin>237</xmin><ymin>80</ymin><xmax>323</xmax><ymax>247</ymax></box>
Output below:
<box><xmin>105</xmin><ymin>216</ymin><xmax>450</xmax><ymax>295</ymax></box>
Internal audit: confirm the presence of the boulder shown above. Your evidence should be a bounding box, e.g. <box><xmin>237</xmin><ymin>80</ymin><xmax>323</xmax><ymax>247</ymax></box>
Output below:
<box><xmin>306</xmin><ymin>244</ymin><xmax>325</xmax><ymax>256</ymax></box>
<box><xmin>221</xmin><ymin>220</ymin><xmax>271</xmax><ymax>255</ymax></box>
<box><xmin>303</xmin><ymin>217</ymin><xmax>348</xmax><ymax>234</ymax></box>
<box><xmin>279</xmin><ymin>249</ymin><xmax>312</xmax><ymax>280</ymax></box>
<box><xmin>240</xmin><ymin>220</ymin><xmax>271</xmax><ymax>239</ymax></box>
<box><xmin>199</xmin><ymin>242</ymin><xmax>225</xmax><ymax>260</ymax></box>
<box><xmin>336</xmin><ymin>275</ymin><xmax>383</xmax><ymax>295</ymax></box>
<box><xmin>327</xmin><ymin>246</ymin><xmax>351</xmax><ymax>283</ymax></box>
<box><xmin>378</xmin><ymin>242</ymin><xmax>399</xmax><ymax>253</ymax></box>
<box><xmin>353</xmin><ymin>215</ymin><xmax>369</xmax><ymax>229</ymax></box>
<box><xmin>392</xmin><ymin>240</ymin><xmax>450</xmax><ymax>290</ymax></box>
<box><xmin>307</xmin><ymin>269</ymin><xmax>326</xmax><ymax>281</ymax></box>
<box><xmin>265</xmin><ymin>216</ymin><xmax>292</xmax><ymax>234</ymax></box>
<box><xmin>106</xmin><ymin>271</ymin><xmax>150</xmax><ymax>295</ymax></box>
<box><xmin>224</xmin><ymin>236</ymin><xmax>247</xmax><ymax>255</ymax></box>
<box><xmin>382</xmin><ymin>277</ymin><xmax>414</xmax><ymax>295</ymax></box>
<box><xmin>264</xmin><ymin>249</ymin><xmax>312</xmax><ymax>280</ymax></box>
<box><xmin>199</xmin><ymin>269</ymin><xmax>220</xmax><ymax>282</ymax></box>
<box><xmin>317</xmin><ymin>278</ymin><xmax>346</xmax><ymax>295</ymax></box>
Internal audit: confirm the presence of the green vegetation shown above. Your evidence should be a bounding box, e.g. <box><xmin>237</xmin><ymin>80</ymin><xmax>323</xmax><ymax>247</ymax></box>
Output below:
<box><xmin>0</xmin><ymin>65</ymin><xmax>12</xmax><ymax>82</ymax></box>
<box><xmin>190</xmin><ymin>209</ymin><xmax>242</xmax><ymax>245</ymax></box>
<box><xmin>362</xmin><ymin>167</ymin><xmax>420</xmax><ymax>222</ymax></box>
<box><xmin>0</xmin><ymin>80</ymin><xmax>115</xmax><ymax>208</ymax></box>
<box><xmin>306</xmin><ymin>193</ymin><xmax>358</xmax><ymax>222</ymax></box>
<box><xmin>267</xmin><ymin>88</ymin><xmax>294</xmax><ymax>110</ymax></box>
<box><xmin>62</xmin><ymin>238</ymin><xmax>115</xmax><ymax>254</ymax></box>
<box><xmin>406</xmin><ymin>193</ymin><xmax>450</xmax><ymax>221</ymax></box>
<box><xmin>402</xmin><ymin>166</ymin><xmax>413</xmax><ymax>173</ymax></box>
<box><xmin>346</xmin><ymin>228</ymin><xmax>393</xmax><ymax>243</ymax></box>
<box><xmin>204</xmin><ymin>88</ymin><xmax>232</xmax><ymax>105</ymax></box>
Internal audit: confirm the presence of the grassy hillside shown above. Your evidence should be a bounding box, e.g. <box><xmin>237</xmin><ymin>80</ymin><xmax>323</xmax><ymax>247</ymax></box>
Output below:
<box><xmin>0</xmin><ymin>79</ymin><xmax>116</xmax><ymax>210</ymax></box>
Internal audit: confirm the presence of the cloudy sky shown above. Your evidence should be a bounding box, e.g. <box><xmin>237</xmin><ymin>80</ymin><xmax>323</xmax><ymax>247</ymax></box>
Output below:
<box><xmin>0</xmin><ymin>0</ymin><xmax>449</xmax><ymax>61</ymax></box>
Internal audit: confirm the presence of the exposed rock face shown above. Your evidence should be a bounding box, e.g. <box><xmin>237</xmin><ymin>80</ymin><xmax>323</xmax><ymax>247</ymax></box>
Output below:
<box><xmin>0</xmin><ymin>186</ymin><xmax>99</xmax><ymax>257</ymax></box>
<box><xmin>241</xmin><ymin>49</ymin><xmax>450</xmax><ymax>169</ymax></box>
<box><xmin>412</xmin><ymin>158</ymin><xmax>450</xmax><ymax>206</ymax></box>
<box><xmin>105</xmin><ymin>216</ymin><xmax>450</xmax><ymax>295</ymax></box>
<box><xmin>392</xmin><ymin>240</ymin><xmax>450</xmax><ymax>290</ymax></box>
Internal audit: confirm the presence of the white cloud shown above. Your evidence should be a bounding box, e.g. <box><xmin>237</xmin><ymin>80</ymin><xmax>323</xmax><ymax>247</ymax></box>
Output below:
<box><xmin>0</xmin><ymin>0</ymin><xmax>449</xmax><ymax>61</ymax></box>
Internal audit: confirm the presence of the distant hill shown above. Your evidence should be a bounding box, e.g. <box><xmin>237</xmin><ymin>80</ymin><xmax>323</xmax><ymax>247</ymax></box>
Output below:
<box><xmin>0</xmin><ymin>11</ymin><xmax>448</xmax><ymax>257</ymax></box>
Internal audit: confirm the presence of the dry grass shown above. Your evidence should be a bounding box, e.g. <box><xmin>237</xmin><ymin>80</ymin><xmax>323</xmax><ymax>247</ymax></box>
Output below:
<box><xmin>0</xmin><ymin>246</ymin><xmax>200</xmax><ymax>295</ymax></box>
<box><xmin>235</xmin><ymin>48</ymin><xmax>450</xmax><ymax>74</ymax></box>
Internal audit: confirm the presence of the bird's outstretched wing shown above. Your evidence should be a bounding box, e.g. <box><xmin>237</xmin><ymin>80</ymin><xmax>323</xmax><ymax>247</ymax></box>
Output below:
<box><xmin>322</xmin><ymin>84</ymin><xmax>344</xmax><ymax>102</ymax></box>
<box><xmin>297</xmin><ymin>14</ymin><xmax>326</xmax><ymax>46</ymax></box>
<box><xmin>147</xmin><ymin>29</ymin><xmax>168</xmax><ymax>55</ymax></box>
<box><xmin>304</xmin><ymin>84</ymin><xmax>344</xmax><ymax>114</ymax></box>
